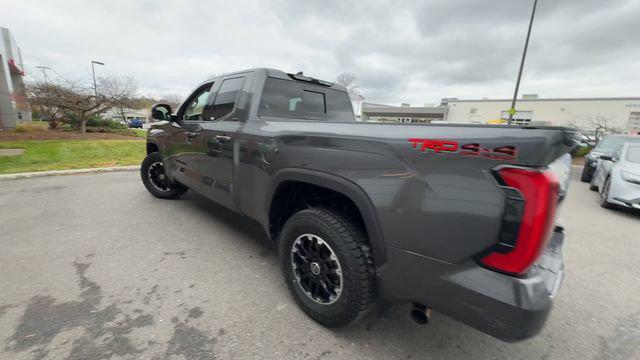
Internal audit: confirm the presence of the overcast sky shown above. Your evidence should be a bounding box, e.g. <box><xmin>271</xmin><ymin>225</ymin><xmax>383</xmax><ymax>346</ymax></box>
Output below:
<box><xmin>2</xmin><ymin>0</ymin><xmax>639</xmax><ymax>105</ymax></box>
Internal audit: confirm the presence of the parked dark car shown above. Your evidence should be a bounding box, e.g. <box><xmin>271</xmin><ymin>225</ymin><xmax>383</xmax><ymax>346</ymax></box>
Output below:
<box><xmin>141</xmin><ymin>68</ymin><xmax>572</xmax><ymax>342</ymax></box>
<box><xmin>581</xmin><ymin>134</ymin><xmax>640</xmax><ymax>182</ymax></box>
<box><xmin>128</xmin><ymin>118</ymin><xmax>144</xmax><ymax>128</ymax></box>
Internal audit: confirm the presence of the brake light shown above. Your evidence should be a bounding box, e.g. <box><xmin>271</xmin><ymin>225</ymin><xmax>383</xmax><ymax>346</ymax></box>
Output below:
<box><xmin>481</xmin><ymin>167</ymin><xmax>559</xmax><ymax>275</ymax></box>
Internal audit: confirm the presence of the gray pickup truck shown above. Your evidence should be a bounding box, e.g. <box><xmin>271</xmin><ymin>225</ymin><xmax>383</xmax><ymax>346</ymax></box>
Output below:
<box><xmin>142</xmin><ymin>68</ymin><xmax>571</xmax><ymax>342</ymax></box>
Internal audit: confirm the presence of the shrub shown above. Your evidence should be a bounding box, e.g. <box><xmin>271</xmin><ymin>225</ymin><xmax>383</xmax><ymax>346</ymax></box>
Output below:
<box><xmin>86</xmin><ymin>117</ymin><xmax>128</xmax><ymax>130</ymax></box>
<box><xmin>85</xmin><ymin>127</ymin><xmax>139</xmax><ymax>137</ymax></box>
<box><xmin>13</xmin><ymin>122</ymin><xmax>49</xmax><ymax>133</ymax></box>
<box><xmin>572</xmin><ymin>145</ymin><xmax>592</xmax><ymax>157</ymax></box>
<box><xmin>48</xmin><ymin>119</ymin><xmax>62</xmax><ymax>129</ymax></box>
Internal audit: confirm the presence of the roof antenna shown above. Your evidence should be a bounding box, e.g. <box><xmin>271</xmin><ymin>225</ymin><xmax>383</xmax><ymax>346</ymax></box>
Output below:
<box><xmin>296</xmin><ymin>71</ymin><xmax>304</xmax><ymax>76</ymax></box>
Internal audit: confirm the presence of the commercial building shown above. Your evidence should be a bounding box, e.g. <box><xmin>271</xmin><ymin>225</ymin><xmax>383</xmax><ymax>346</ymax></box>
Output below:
<box><xmin>0</xmin><ymin>27</ymin><xmax>31</xmax><ymax>129</ymax></box>
<box><xmin>444</xmin><ymin>96</ymin><xmax>640</xmax><ymax>133</ymax></box>
<box><xmin>361</xmin><ymin>102</ymin><xmax>448</xmax><ymax>123</ymax></box>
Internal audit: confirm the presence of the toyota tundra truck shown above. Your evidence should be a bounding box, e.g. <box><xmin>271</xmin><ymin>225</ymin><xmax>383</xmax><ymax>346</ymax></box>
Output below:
<box><xmin>141</xmin><ymin>68</ymin><xmax>570</xmax><ymax>342</ymax></box>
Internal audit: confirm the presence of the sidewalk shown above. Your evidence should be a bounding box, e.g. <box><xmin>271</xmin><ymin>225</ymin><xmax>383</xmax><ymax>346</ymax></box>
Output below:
<box><xmin>0</xmin><ymin>165</ymin><xmax>140</xmax><ymax>180</ymax></box>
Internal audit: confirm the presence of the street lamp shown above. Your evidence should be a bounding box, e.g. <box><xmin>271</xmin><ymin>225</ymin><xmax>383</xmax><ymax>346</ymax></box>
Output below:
<box><xmin>91</xmin><ymin>60</ymin><xmax>105</xmax><ymax>97</ymax></box>
<box><xmin>36</xmin><ymin>66</ymin><xmax>51</xmax><ymax>83</ymax></box>
<box><xmin>508</xmin><ymin>0</ymin><xmax>538</xmax><ymax>125</ymax></box>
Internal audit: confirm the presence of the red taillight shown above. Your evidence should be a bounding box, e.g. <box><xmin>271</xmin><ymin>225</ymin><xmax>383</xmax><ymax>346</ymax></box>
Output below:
<box><xmin>481</xmin><ymin>167</ymin><xmax>559</xmax><ymax>275</ymax></box>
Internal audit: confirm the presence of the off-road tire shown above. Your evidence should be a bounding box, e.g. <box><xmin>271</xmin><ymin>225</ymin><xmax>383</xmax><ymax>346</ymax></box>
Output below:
<box><xmin>278</xmin><ymin>208</ymin><xmax>375</xmax><ymax>328</ymax></box>
<box><xmin>141</xmin><ymin>152</ymin><xmax>188</xmax><ymax>199</ymax></box>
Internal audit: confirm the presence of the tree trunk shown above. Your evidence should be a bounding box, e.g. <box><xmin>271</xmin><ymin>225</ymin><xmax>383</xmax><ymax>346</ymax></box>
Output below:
<box><xmin>79</xmin><ymin>114</ymin><xmax>87</xmax><ymax>133</ymax></box>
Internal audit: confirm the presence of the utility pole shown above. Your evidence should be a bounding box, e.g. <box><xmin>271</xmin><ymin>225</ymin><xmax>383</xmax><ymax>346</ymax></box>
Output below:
<box><xmin>508</xmin><ymin>0</ymin><xmax>538</xmax><ymax>125</ymax></box>
<box><xmin>91</xmin><ymin>60</ymin><xmax>105</xmax><ymax>97</ymax></box>
<box><xmin>36</xmin><ymin>66</ymin><xmax>51</xmax><ymax>83</ymax></box>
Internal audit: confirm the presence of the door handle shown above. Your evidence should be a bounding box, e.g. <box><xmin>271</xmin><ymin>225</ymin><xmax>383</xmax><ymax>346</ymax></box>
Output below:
<box><xmin>185</xmin><ymin>131</ymin><xmax>198</xmax><ymax>139</ymax></box>
<box><xmin>215</xmin><ymin>135</ymin><xmax>232</xmax><ymax>142</ymax></box>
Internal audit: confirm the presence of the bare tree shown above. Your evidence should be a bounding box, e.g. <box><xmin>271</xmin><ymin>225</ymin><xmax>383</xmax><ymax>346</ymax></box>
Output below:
<box><xmin>100</xmin><ymin>76</ymin><xmax>139</xmax><ymax>122</ymax></box>
<box><xmin>336</xmin><ymin>73</ymin><xmax>362</xmax><ymax>100</ymax></box>
<box><xmin>587</xmin><ymin>113</ymin><xmax>623</xmax><ymax>144</ymax></box>
<box><xmin>159</xmin><ymin>94</ymin><xmax>183</xmax><ymax>111</ymax></box>
<box><xmin>26</xmin><ymin>79</ymin><xmax>112</xmax><ymax>133</ymax></box>
<box><xmin>26</xmin><ymin>82</ymin><xmax>65</xmax><ymax>128</ymax></box>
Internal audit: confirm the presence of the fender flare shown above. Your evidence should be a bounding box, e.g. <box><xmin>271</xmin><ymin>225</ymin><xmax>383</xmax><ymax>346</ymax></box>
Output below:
<box><xmin>266</xmin><ymin>168</ymin><xmax>387</xmax><ymax>266</ymax></box>
<box><xmin>146</xmin><ymin>140</ymin><xmax>161</xmax><ymax>155</ymax></box>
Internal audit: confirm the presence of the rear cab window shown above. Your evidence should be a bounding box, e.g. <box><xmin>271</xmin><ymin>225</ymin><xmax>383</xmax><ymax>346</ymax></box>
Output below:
<box><xmin>258</xmin><ymin>77</ymin><xmax>354</xmax><ymax>121</ymax></box>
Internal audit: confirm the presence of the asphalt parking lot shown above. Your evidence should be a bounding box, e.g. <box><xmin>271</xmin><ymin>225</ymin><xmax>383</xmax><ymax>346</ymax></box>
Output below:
<box><xmin>1</xmin><ymin>168</ymin><xmax>639</xmax><ymax>360</ymax></box>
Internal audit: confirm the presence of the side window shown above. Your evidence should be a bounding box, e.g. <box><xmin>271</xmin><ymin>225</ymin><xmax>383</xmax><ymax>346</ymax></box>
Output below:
<box><xmin>204</xmin><ymin>77</ymin><xmax>245</xmax><ymax>121</ymax></box>
<box><xmin>182</xmin><ymin>84</ymin><xmax>213</xmax><ymax>121</ymax></box>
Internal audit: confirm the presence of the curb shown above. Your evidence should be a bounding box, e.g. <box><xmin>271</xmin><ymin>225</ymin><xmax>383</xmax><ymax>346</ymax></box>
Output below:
<box><xmin>0</xmin><ymin>165</ymin><xmax>140</xmax><ymax>180</ymax></box>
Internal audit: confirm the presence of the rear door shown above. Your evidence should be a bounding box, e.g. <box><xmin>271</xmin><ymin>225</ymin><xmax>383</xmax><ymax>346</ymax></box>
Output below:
<box><xmin>191</xmin><ymin>75</ymin><xmax>248</xmax><ymax>209</ymax></box>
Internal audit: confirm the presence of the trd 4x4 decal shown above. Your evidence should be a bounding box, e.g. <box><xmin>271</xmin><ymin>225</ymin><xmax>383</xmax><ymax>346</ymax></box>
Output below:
<box><xmin>408</xmin><ymin>138</ymin><xmax>517</xmax><ymax>160</ymax></box>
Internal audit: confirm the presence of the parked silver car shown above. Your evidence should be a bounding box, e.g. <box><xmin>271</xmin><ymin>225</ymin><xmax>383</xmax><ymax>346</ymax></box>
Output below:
<box><xmin>590</xmin><ymin>143</ymin><xmax>640</xmax><ymax>209</ymax></box>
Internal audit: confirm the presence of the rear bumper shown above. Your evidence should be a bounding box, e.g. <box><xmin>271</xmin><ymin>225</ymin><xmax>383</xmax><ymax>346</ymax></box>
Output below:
<box><xmin>378</xmin><ymin>228</ymin><xmax>565</xmax><ymax>342</ymax></box>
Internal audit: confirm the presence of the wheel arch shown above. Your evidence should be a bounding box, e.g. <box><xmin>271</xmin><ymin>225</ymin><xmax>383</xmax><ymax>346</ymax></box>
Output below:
<box><xmin>146</xmin><ymin>141</ymin><xmax>160</xmax><ymax>155</ymax></box>
<box><xmin>266</xmin><ymin>168</ymin><xmax>387</xmax><ymax>267</ymax></box>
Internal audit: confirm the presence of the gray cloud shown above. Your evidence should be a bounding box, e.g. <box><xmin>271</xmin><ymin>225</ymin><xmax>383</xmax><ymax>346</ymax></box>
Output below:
<box><xmin>3</xmin><ymin>0</ymin><xmax>638</xmax><ymax>105</ymax></box>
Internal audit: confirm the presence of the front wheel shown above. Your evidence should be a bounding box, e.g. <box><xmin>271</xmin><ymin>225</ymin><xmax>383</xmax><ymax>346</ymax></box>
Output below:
<box><xmin>580</xmin><ymin>166</ymin><xmax>592</xmax><ymax>182</ymax></box>
<box><xmin>140</xmin><ymin>152</ymin><xmax>188</xmax><ymax>199</ymax></box>
<box><xmin>278</xmin><ymin>208</ymin><xmax>375</xmax><ymax>328</ymax></box>
<box><xmin>599</xmin><ymin>177</ymin><xmax>613</xmax><ymax>209</ymax></box>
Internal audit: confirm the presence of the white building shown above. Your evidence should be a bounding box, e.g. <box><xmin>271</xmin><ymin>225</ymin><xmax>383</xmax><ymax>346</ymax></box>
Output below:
<box><xmin>445</xmin><ymin>96</ymin><xmax>640</xmax><ymax>133</ymax></box>
<box><xmin>361</xmin><ymin>102</ymin><xmax>448</xmax><ymax>123</ymax></box>
<box><xmin>102</xmin><ymin>107</ymin><xmax>149</xmax><ymax>123</ymax></box>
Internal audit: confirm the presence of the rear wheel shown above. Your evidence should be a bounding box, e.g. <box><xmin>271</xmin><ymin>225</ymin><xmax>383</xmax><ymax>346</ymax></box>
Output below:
<box><xmin>278</xmin><ymin>208</ymin><xmax>375</xmax><ymax>327</ymax></box>
<box><xmin>599</xmin><ymin>177</ymin><xmax>613</xmax><ymax>209</ymax></box>
<box><xmin>141</xmin><ymin>152</ymin><xmax>188</xmax><ymax>199</ymax></box>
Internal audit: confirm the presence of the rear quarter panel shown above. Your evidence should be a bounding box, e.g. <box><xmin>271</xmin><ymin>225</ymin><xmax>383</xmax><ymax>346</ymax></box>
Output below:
<box><xmin>237</xmin><ymin>120</ymin><xmax>570</xmax><ymax>264</ymax></box>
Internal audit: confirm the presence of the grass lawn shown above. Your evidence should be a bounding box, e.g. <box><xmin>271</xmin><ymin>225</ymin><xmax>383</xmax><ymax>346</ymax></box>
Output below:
<box><xmin>0</xmin><ymin>140</ymin><xmax>145</xmax><ymax>174</ymax></box>
<box><xmin>132</xmin><ymin>129</ymin><xmax>147</xmax><ymax>138</ymax></box>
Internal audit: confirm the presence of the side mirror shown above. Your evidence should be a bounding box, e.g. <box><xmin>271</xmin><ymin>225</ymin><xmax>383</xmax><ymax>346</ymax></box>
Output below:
<box><xmin>151</xmin><ymin>104</ymin><xmax>172</xmax><ymax>121</ymax></box>
<box><xmin>599</xmin><ymin>155</ymin><xmax>613</xmax><ymax>161</ymax></box>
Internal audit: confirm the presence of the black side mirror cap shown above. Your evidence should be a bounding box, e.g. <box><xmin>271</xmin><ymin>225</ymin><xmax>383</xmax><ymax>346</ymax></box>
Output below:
<box><xmin>599</xmin><ymin>155</ymin><xmax>613</xmax><ymax>161</ymax></box>
<box><xmin>151</xmin><ymin>103</ymin><xmax>173</xmax><ymax>121</ymax></box>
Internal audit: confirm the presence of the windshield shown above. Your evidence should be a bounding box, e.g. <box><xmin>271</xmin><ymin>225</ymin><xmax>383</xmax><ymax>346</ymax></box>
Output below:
<box><xmin>595</xmin><ymin>137</ymin><xmax>640</xmax><ymax>154</ymax></box>
<box><xmin>626</xmin><ymin>146</ymin><xmax>640</xmax><ymax>163</ymax></box>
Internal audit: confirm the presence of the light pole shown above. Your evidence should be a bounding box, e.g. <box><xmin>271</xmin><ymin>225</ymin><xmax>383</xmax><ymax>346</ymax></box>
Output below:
<box><xmin>508</xmin><ymin>0</ymin><xmax>538</xmax><ymax>125</ymax></box>
<box><xmin>36</xmin><ymin>66</ymin><xmax>51</xmax><ymax>83</ymax></box>
<box><xmin>91</xmin><ymin>60</ymin><xmax>105</xmax><ymax>97</ymax></box>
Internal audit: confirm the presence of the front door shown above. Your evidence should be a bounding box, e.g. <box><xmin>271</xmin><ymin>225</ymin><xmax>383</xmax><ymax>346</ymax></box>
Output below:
<box><xmin>193</xmin><ymin>76</ymin><xmax>248</xmax><ymax>209</ymax></box>
<box><xmin>168</xmin><ymin>82</ymin><xmax>214</xmax><ymax>192</ymax></box>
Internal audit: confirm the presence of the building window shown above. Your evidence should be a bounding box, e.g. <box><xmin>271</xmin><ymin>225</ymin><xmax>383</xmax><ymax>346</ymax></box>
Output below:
<box><xmin>628</xmin><ymin>112</ymin><xmax>640</xmax><ymax>133</ymax></box>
